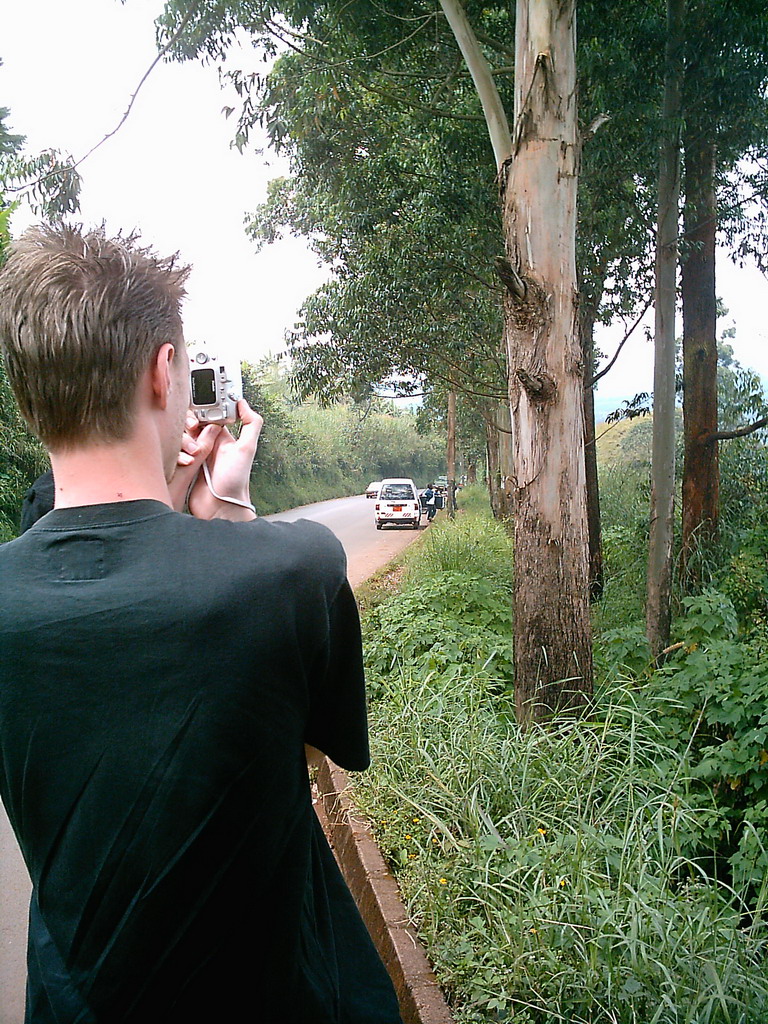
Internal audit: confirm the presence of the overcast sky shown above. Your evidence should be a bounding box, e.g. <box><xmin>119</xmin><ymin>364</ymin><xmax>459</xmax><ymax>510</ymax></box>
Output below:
<box><xmin>3</xmin><ymin>0</ymin><xmax>768</xmax><ymax>415</ymax></box>
<box><xmin>2</xmin><ymin>0</ymin><xmax>328</xmax><ymax>368</ymax></box>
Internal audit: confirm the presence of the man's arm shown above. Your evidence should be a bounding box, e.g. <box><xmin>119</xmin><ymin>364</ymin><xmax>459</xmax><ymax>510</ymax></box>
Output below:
<box><xmin>169</xmin><ymin>399</ymin><xmax>263</xmax><ymax>521</ymax></box>
<box><xmin>304</xmin><ymin>579</ymin><xmax>371</xmax><ymax>773</ymax></box>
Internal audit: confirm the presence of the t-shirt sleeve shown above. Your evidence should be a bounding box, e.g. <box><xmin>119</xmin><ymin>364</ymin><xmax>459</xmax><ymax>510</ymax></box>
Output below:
<box><xmin>304</xmin><ymin>578</ymin><xmax>370</xmax><ymax>772</ymax></box>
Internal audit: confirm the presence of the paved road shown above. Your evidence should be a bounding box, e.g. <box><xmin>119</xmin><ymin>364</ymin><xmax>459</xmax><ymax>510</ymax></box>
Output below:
<box><xmin>266</xmin><ymin>492</ymin><xmax>422</xmax><ymax>589</ymax></box>
<box><xmin>0</xmin><ymin>493</ymin><xmax>422</xmax><ymax>1023</ymax></box>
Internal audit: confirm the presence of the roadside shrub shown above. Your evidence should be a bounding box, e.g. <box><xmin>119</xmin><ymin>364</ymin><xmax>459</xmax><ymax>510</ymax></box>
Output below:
<box><xmin>718</xmin><ymin>435</ymin><xmax>768</xmax><ymax>531</ymax></box>
<box><xmin>365</xmin><ymin>570</ymin><xmax>513</xmax><ymax>698</ymax></box>
<box><xmin>647</xmin><ymin>590</ymin><xmax>768</xmax><ymax>889</ymax></box>
<box><xmin>455</xmin><ymin>483</ymin><xmax>492</xmax><ymax>518</ymax></box>
<box><xmin>364</xmin><ymin>510</ymin><xmax>514</xmax><ymax>697</ymax></box>
<box><xmin>0</xmin><ymin>361</ymin><xmax>48</xmax><ymax>539</ymax></box>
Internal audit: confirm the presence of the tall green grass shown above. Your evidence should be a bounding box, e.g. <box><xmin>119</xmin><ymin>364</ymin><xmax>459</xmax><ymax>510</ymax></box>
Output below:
<box><xmin>356</xmin><ymin>500</ymin><xmax>768</xmax><ymax>1023</ymax></box>
<box><xmin>355</xmin><ymin>673</ymin><xmax>768</xmax><ymax>1023</ymax></box>
<box><xmin>404</xmin><ymin>494</ymin><xmax>513</xmax><ymax>588</ymax></box>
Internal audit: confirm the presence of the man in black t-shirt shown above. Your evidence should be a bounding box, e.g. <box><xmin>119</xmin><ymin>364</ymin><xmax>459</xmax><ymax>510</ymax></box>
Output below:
<box><xmin>0</xmin><ymin>225</ymin><xmax>402</xmax><ymax>1023</ymax></box>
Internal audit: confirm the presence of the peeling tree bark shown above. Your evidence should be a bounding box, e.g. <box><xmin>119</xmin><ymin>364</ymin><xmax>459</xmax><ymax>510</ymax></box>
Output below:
<box><xmin>681</xmin><ymin>131</ymin><xmax>718</xmax><ymax>578</ymax></box>
<box><xmin>503</xmin><ymin>0</ymin><xmax>592</xmax><ymax>721</ymax></box>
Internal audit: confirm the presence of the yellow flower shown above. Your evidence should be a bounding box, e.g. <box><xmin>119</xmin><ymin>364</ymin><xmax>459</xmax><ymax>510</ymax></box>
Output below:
<box><xmin>439</xmin><ymin>878</ymin><xmax>448</xmax><ymax>886</ymax></box>
<box><xmin>559</xmin><ymin>878</ymin><xmax>567</xmax><ymax>887</ymax></box>
<box><xmin>432</xmin><ymin>838</ymin><xmax>438</xmax><ymax>844</ymax></box>
<box><xmin>412</xmin><ymin>817</ymin><xmax>420</xmax><ymax>823</ymax></box>
<box><xmin>529</xmin><ymin>927</ymin><xmax>537</xmax><ymax>934</ymax></box>
<box><xmin>537</xmin><ymin>827</ymin><xmax>547</xmax><ymax>836</ymax></box>
<box><xmin>405</xmin><ymin>834</ymin><xmax>412</xmax><ymax>840</ymax></box>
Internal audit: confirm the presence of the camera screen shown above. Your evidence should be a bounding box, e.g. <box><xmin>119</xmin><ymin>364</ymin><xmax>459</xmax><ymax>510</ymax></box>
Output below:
<box><xmin>191</xmin><ymin>368</ymin><xmax>217</xmax><ymax>406</ymax></box>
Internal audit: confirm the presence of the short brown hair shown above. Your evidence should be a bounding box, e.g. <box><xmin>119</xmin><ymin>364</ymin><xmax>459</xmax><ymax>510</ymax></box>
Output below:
<box><xmin>0</xmin><ymin>224</ymin><xmax>191</xmax><ymax>448</ymax></box>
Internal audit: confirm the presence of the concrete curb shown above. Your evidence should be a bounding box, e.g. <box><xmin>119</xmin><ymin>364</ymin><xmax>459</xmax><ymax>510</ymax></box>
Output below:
<box><xmin>315</xmin><ymin>758</ymin><xmax>454</xmax><ymax>1024</ymax></box>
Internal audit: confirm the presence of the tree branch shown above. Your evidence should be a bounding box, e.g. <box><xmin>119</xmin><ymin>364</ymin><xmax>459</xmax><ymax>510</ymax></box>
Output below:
<box><xmin>708</xmin><ymin>416</ymin><xmax>768</xmax><ymax>442</ymax></box>
<box><xmin>588</xmin><ymin>295</ymin><xmax>653</xmax><ymax>386</ymax></box>
<box><xmin>264</xmin><ymin>19</ymin><xmax>485</xmax><ymax>123</ymax></box>
<box><xmin>7</xmin><ymin>4</ymin><xmax>200</xmax><ymax>197</ymax></box>
<box><xmin>438</xmin><ymin>0</ymin><xmax>513</xmax><ymax>168</ymax></box>
<box><xmin>472</xmin><ymin>28</ymin><xmax>515</xmax><ymax>59</ymax></box>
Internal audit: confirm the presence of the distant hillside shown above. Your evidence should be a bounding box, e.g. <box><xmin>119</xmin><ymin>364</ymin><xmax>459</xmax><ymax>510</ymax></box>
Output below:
<box><xmin>595</xmin><ymin>411</ymin><xmax>684</xmax><ymax>470</ymax></box>
<box><xmin>595</xmin><ymin>414</ymin><xmax>653</xmax><ymax>469</ymax></box>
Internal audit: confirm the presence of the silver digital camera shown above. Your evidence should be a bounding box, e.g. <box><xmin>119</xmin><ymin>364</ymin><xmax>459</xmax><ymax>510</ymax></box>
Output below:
<box><xmin>189</xmin><ymin>345</ymin><xmax>243</xmax><ymax>425</ymax></box>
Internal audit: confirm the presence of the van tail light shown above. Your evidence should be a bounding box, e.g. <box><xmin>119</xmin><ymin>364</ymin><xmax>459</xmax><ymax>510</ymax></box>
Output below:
<box><xmin>375</xmin><ymin>503</ymin><xmax>380</xmax><ymax>510</ymax></box>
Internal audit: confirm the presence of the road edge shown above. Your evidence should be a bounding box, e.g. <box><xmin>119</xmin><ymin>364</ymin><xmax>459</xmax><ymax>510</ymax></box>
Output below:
<box><xmin>315</xmin><ymin>758</ymin><xmax>454</xmax><ymax>1024</ymax></box>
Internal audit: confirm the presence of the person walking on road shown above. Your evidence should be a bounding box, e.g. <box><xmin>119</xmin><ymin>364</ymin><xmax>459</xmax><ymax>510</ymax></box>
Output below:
<box><xmin>0</xmin><ymin>224</ymin><xmax>402</xmax><ymax>1024</ymax></box>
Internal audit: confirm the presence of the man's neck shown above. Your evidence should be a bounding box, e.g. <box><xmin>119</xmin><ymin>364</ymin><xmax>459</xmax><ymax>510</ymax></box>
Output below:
<box><xmin>49</xmin><ymin>436</ymin><xmax>172</xmax><ymax>510</ymax></box>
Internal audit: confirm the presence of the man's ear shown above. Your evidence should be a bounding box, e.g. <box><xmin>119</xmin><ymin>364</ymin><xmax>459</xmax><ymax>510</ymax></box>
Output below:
<box><xmin>149</xmin><ymin>343</ymin><xmax>176</xmax><ymax>410</ymax></box>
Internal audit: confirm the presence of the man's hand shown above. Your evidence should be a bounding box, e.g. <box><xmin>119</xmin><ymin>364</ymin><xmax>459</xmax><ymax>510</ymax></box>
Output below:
<box><xmin>168</xmin><ymin>399</ymin><xmax>263</xmax><ymax>520</ymax></box>
<box><xmin>167</xmin><ymin>420</ymin><xmax>222</xmax><ymax>513</ymax></box>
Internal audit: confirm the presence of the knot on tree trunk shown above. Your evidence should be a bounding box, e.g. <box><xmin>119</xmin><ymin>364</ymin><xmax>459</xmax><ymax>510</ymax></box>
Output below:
<box><xmin>494</xmin><ymin>256</ymin><xmax>527</xmax><ymax>301</ymax></box>
<box><xmin>516</xmin><ymin>367</ymin><xmax>557</xmax><ymax>403</ymax></box>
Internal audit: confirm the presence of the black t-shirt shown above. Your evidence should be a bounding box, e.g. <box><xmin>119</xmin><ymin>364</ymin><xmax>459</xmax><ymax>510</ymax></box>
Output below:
<box><xmin>0</xmin><ymin>500</ymin><xmax>402</xmax><ymax>1023</ymax></box>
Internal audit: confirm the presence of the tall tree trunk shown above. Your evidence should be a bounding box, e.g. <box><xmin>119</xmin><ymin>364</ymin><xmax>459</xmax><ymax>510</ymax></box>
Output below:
<box><xmin>647</xmin><ymin>0</ymin><xmax>685</xmax><ymax>659</ymax></box>
<box><xmin>580</xmin><ymin>294</ymin><xmax>604</xmax><ymax>601</ymax></box>
<box><xmin>681</xmin><ymin>131</ymin><xmax>718</xmax><ymax>577</ymax></box>
<box><xmin>504</xmin><ymin>0</ymin><xmax>592</xmax><ymax>722</ymax></box>
<box><xmin>447</xmin><ymin>389</ymin><xmax>457</xmax><ymax>518</ymax></box>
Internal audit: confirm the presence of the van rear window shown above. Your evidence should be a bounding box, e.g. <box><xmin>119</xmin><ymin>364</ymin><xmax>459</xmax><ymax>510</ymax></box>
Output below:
<box><xmin>381</xmin><ymin>484</ymin><xmax>414</xmax><ymax>500</ymax></box>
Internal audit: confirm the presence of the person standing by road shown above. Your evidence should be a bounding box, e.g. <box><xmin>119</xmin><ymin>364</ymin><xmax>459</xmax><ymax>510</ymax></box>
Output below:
<box><xmin>423</xmin><ymin>483</ymin><xmax>438</xmax><ymax>522</ymax></box>
<box><xmin>0</xmin><ymin>224</ymin><xmax>402</xmax><ymax>1024</ymax></box>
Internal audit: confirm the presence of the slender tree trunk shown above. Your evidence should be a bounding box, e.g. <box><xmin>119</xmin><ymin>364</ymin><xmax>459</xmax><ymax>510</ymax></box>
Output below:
<box><xmin>647</xmin><ymin>0</ymin><xmax>685</xmax><ymax>659</ymax></box>
<box><xmin>681</xmin><ymin>131</ymin><xmax>718</xmax><ymax>578</ymax></box>
<box><xmin>504</xmin><ymin>0</ymin><xmax>592</xmax><ymax>722</ymax></box>
<box><xmin>485</xmin><ymin>402</ymin><xmax>516</xmax><ymax>520</ymax></box>
<box><xmin>580</xmin><ymin>296</ymin><xmax>604</xmax><ymax>600</ymax></box>
<box><xmin>496</xmin><ymin>399</ymin><xmax>515</xmax><ymax>520</ymax></box>
<box><xmin>447</xmin><ymin>389</ymin><xmax>457</xmax><ymax>518</ymax></box>
<box><xmin>466</xmin><ymin>458</ymin><xmax>477</xmax><ymax>485</ymax></box>
<box><xmin>486</xmin><ymin>417</ymin><xmax>501</xmax><ymax>515</ymax></box>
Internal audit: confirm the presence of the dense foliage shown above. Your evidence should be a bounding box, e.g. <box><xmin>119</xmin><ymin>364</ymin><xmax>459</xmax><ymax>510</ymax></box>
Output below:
<box><xmin>0</xmin><ymin>361</ymin><xmax>48</xmax><ymax>540</ymax></box>
<box><xmin>354</xmin><ymin>417</ymin><xmax>768</xmax><ymax>1022</ymax></box>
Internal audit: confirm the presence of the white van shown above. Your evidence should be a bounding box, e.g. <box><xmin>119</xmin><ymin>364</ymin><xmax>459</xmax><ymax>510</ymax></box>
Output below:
<box><xmin>374</xmin><ymin>478</ymin><xmax>421</xmax><ymax>530</ymax></box>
